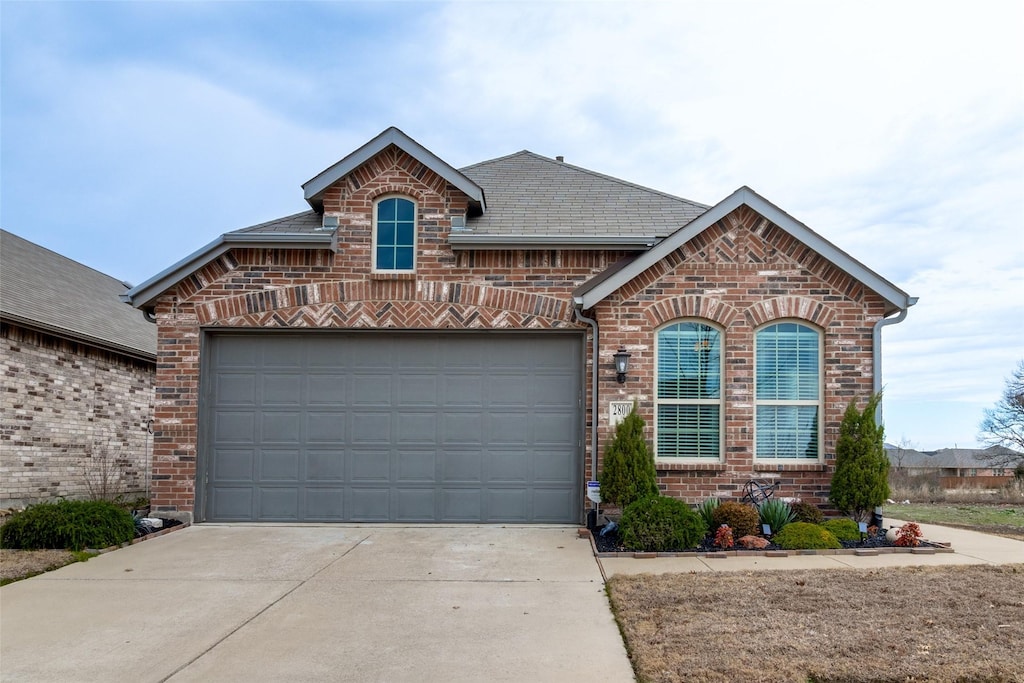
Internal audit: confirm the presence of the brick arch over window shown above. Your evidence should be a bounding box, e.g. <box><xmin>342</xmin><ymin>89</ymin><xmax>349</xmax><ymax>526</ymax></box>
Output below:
<box><xmin>743</xmin><ymin>296</ymin><xmax>837</xmax><ymax>329</ymax></box>
<box><xmin>644</xmin><ymin>296</ymin><xmax>740</xmax><ymax>329</ymax></box>
<box><xmin>196</xmin><ymin>280</ymin><xmax>577</xmax><ymax>329</ymax></box>
<box><xmin>365</xmin><ymin>185</ymin><xmax>428</xmax><ymax>204</ymax></box>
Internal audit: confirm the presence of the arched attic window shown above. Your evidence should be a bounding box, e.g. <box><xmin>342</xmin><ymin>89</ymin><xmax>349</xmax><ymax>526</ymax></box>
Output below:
<box><xmin>373</xmin><ymin>195</ymin><xmax>416</xmax><ymax>272</ymax></box>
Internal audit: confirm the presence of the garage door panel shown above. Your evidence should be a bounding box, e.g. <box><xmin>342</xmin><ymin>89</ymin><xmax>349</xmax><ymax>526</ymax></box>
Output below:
<box><xmin>261</xmin><ymin>413</ymin><xmax>301</xmax><ymax>443</ymax></box>
<box><xmin>308</xmin><ymin>375</ymin><xmax>347</xmax><ymax>404</ymax></box>
<box><xmin>258</xmin><ymin>487</ymin><xmax>299</xmax><ymax>520</ymax></box>
<box><xmin>217</xmin><ymin>375</ymin><xmax>256</xmax><ymax>405</ymax></box>
<box><xmin>396</xmin><ymin>450</ymin><xmax>436</xmax><ymax>481</ymax></box>
<box><xmin>203</xmin><ymin>333</ymin><xmax>582</xmax><ymax>523</ymax></box>
<box><xmin>442</xmin><ymin>451</ymin><xmax>483</xmax><ymax>483</ymax></box>
<box><xmin>442</xmin><ymin>489</ymin><xmax>482</xmax><ymax>520</ymax></box>
<box><xmin>533</xmin><ymin>489</ymin><xmax>575</xmax><ymax>522</ymax></box>
<box><xmin>350</xmin><ymin>412</ymin><xmax>391</xmax><ymax>443</ymax></box>
<box><xmin>305</xmin><ymin>488</ymin><xmax>344</xmax><ymax>520</ymax></box>
<box><xmin>212</xmin><ymin>449</ymin><xmax>254</xmax><ymax>481</ymax></box>
<box><xmin>396</xmin><ymin>413</ymin><xmax>437</xmax><ymax>444</ymax></box>
<box><xmin>350</xmin><ymin>450</ymin><xmax>390</xmax><ymax>482</ymax></box>
<box><xmin>487</xmin><ymin>489</ymin><xmax>527</xmax><ymax>520</ymax></box>
<box><xmin>533</xmin><ymin>449</ymin><xmax>576</xmax><ymax>483</ymax></box>
<box><xmin>214</xmin><ymin>411</ymin><xmax>256</xmax><ymax>443</ymax></box>
<box><xmin>487</xmin><ymin>451</ymin><xmax>529</xmax><ymax>482</ymax></box>
<box><xmin>306</xmin><ymin>413</ymin><xmax>345</xmax><ymax>442</ymax></box>
<box><xmin>351</xmin><ymin>376</ymin><xmax>392</xmax><ymax>405</ymax></box>
<box><xmin>306</xmin><ymin>450</ymin><xmax>344</xmax><ymax>481</ymax></box>
<box><xmin>259</xmin><ymin>449</ymin><xmax>300</xmax><ymax>481</ymax></box>
<box><xmin>350</xmin><ymin>488</ymin><xmax>390</xmax><ymax>521</ymax></box>
<box><xmin>262</xmin><ymin>374</ymin><xmax>303</xmax><ymax>405</ymax></box>
<box><xmin>395</xmin><ymin>488</ymin><xmax>436</xmax><ymax>521</ymax></box>
<box><xmin>210</xmin><ymin>487</ymin><xmax>253</xmax><ymax>520</ymax></box>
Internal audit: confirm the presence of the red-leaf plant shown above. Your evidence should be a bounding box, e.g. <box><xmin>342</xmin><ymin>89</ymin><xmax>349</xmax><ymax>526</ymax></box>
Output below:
<box><xmin>714</xmin><ymin>524</ymin><xmax>735</xmax><ymax>549</ymax></box>
<box><xmin>894</xmin><ymin>522</ymin><xmax>923</xmax><ymax>547</ymax></box>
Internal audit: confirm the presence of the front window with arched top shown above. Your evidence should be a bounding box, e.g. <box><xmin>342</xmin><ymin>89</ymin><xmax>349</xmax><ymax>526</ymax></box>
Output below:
<box><xmin>374</xmin><ymin>196</ymin><xmax>416</xmax><ymax>272</ymax></box>
<box><xmin>755</xmin><ymin>321</ymin><xmax>822</xmax><ymax>460</ymax></box>
<box><xmin>655</xmin><ymin>321</ymin><xmax>722</xmax><ymax>460</ymax></box>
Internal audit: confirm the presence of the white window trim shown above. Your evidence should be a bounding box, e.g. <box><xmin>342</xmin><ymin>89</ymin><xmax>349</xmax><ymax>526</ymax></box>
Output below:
<box><xmin>372</xmin><ymin>194</ymin><xmax>417</xmax><ymax>273</ymax></box>
<box><xmin>753</xmin><ymin>319</ymin><xmax>824</xmax><ymax>463</ymax></box>
<box><xmin>653</xmin><ymin>319</ymin><xmax>725</xmax><ymax>463</ymax></box>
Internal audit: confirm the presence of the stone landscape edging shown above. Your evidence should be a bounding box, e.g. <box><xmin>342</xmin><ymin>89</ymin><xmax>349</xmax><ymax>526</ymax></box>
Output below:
<box><xmin>577</xmin><ymin>528</ymin><xmax>954</xmax><ymax>560</ymax></box>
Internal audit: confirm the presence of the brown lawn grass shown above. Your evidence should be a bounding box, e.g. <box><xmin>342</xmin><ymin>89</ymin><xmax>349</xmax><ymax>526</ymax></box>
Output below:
<box><xmin>607</xmin><ymin>564</ymin><xmax>1024</xmax><ymax>683</ymax></box>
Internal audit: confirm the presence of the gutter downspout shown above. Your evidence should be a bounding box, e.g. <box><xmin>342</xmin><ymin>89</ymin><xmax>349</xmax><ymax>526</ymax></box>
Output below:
<box><xmin>872</xmin><ymin>298</ymin><xmax>918</xmax><ymax>423</ymax></box>
<box><xmin>573</xmin><ymin>306</ymin><xmax>599</xmax><ymax>516</ymax></box>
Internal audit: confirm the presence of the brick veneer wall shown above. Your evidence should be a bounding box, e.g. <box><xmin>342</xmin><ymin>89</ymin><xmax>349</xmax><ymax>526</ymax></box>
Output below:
<box><xmin>0</xmin><ymin>324</ymin><xmax>155</xmax><ymax>508</ymax></box>
<box><xmin>147</xmin><ymin>146</ymin><xmax>886</xmax><ymax>517</ymax></box>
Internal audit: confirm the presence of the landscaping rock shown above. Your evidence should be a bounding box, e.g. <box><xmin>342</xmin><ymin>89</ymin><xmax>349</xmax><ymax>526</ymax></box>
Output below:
<box><xmin>737</xmin><ymin>535</ymin><xmax>769</xmax><ymax>549</ymax></box>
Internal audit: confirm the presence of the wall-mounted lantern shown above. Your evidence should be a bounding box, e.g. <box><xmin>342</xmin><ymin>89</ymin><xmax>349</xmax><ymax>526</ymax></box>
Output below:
<box><xmin>613</xmin><ymin>347</ymin><xmax>631</xmax><ymax>384</ymax></box>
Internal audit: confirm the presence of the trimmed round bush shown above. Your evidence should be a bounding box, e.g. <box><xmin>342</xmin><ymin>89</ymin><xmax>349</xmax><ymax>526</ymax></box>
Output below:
<box><xmin>822</xmin><ymin>518</ymin><xmax>862</xmax><ymax>542</ymax></box>
<box><xmin>620</xmin><ymin>495</ymin><xmax>708</xmax><ymax>552</ymax></box>
<box><xmin>772</xmin><ymin>522</ymin><xmax>842</xmax><ymax>550</ymax></box>
<box><xmin>711</xmin><ymin>501</ymin><xmax>760</xmax><ymax>538</ymax></box>
<box><xmin>0</xmin><ymin>500</ymin><xmax>135</xmax><ymax>551</ymax></box>
<box><xmin>790</xmin><ymin>501</ymin><xmax>824</xmax><ymax>525</ymax></box>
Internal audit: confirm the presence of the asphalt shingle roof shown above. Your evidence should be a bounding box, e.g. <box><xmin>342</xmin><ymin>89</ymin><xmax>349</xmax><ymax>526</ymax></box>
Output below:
<box><xmin>459</xmin><ymin>151</ymin><xmax>708</xmax><ymax>237</ymax></box>
<box><xmin>232</xmin><ymin>211</ymin><xmax>322</xmax><ymax>235</ymax></box>
<box><xmin>0</xmin><ymin>230</ymin><xmax>156</xmax><ymax>360</ymax></box>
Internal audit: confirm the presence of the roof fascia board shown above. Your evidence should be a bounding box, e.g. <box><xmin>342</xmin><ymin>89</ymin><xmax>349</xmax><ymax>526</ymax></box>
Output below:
<box><xmin>1</xmin><ymin>313</ymin><xmax>156</xmax><ymax>362</ymax></box>
<box><xmin>302</xmin><ymin>127</ymin><xmax>485</xmax><ymax>210</ymax></box>
<box><xmin>577</xmin><ymin>187</ymin><xmax>913</xmax><ymax>313</ymax></box>
<box><xmin>122</xmin><ymin>233</ymin><xmax>335</xmax><ymax>310</ymax></box>
<box><xmin>449</xmin><ymin>234</ymin><xmax>656</xmax><ymax>250</ymax></box>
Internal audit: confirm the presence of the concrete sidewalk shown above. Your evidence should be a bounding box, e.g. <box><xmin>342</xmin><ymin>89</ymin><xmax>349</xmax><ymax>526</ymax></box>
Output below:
<box><xmin>0</xmin><ymin>525</ymin><xmax>635</xmax><ymax>683</ymax></box>
<box><xmin>599</xmin><ymin>519</ymin><xmax>1024</xmax><ymax>577</ymax></box>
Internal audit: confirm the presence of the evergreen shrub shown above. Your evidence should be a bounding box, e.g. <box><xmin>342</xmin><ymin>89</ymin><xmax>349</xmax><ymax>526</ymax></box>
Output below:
<box><xmin>830</xmin><ymin>393</ymin><xmax>890</xmax><ymax>523</ymax></box>
<box><xmin>620</xmin><ymin>495</ymin><xmax>708</xmax><ymax>552</ymax></box>
<box><xmin>0</xmin><ymin>500</ymin><xmax>135</xmax><ymax>551</ymax></box>
<box><xmin>599</xmin><ymin>407</ymin><xmax>659</xmax><ymax>509</ymax></box>
<box><xmin>790</xmin><ymin>501</ymin><xmax>824</xmax><ymax>525</ymax></box>
<box><xmin>822</xmin><ymin>518</ymin><xmax>862</xmax><ymax>542</ymax></box>
<box><xmin>772</xmin><ymin>522</ymin><xmax>842</xmax><ymax>550</ymax></box>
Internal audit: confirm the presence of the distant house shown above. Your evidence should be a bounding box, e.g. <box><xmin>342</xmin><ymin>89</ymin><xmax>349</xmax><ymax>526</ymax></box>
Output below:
<box><xmin>0</xmin><ymin>230</ymin><xmax>157</xmax><ymax>508</ymax></box>
<box><xmin>886</xmin><ymin>444</ymin><xmax>1020</xmax><ymax>488</ymax></box>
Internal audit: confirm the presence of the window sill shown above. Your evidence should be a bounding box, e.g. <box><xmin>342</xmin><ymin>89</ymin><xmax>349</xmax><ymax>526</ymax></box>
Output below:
<box><xmin>753</xmin><ymin>462</ymin><xmax>827</xmax><ymax>472</ymax></box>
<box><xmin>369</xmin><ymin>272</ymin><xmax>416</xmax><ymax>281</ymax></box>
<box><xmin>655</xmin><ymin>461</ymin><xmax>727</xmax><ymax>472</ymax></box>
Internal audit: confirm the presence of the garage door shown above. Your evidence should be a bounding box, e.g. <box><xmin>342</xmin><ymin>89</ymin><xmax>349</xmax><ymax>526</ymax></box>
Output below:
<box><xmin>199</xmin><ymin>332</ymin><xmax>583</xmax><ymax>523</ymax></box>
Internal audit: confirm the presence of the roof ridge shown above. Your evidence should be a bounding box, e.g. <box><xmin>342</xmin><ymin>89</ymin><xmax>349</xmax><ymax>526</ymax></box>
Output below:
<box><xmin>462</xmin><ymin>151</ymin><xmax>709</xmax><ymax>210</ymax></box>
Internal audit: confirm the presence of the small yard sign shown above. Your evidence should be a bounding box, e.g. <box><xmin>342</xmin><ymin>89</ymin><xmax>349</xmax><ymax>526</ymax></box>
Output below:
<box><xmin>609</xmin><ymin>401</ymin><xmax>632</xmax><ymax>427</ymax></box>
<box><xmin>586</xmin><ymin>481</ymin><xmax>601</xmax><ymax>504</ymax></box>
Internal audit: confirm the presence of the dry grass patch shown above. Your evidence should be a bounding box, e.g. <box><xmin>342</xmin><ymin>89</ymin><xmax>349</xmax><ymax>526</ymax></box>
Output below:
<box><xmin>607</xmin><ymin>564</ymin><xmax>1024</xmax><ymax>683</ymax></box>
<box><xmin>0</xmin><ymin>549</ymin><xmax>79</xmax><ymax>584</ymax></box>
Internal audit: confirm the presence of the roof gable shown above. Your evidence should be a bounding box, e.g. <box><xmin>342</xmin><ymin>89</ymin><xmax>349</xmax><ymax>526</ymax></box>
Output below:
<box><xmin>302</xmin><ymin>127</ymin><xmax>485</xmax><ymax>214</ymax></box>
<box><xmin>574</xmin><ymin>186</ymin><xmax>915</xmax><ymax>316</ymax></box>
<box><xmin>0</xmin><ymin>229</ymin><xmax>156</xmax><ymax>360</ymax></box>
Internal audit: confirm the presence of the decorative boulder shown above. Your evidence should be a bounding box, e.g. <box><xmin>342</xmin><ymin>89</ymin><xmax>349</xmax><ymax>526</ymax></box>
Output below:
<box><xmin>737</xmin><ymin>535</ymin><xmax>770</xmax><ymax>549</ymax></box>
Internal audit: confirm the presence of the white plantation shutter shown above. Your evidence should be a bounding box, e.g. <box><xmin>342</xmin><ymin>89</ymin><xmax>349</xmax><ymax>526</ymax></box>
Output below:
<box><xmin>755</xmin><ymin>323</ymin><xmax>820</xmax><ymax>459</ymax></box>
<box><xmin>655</xmin><ymin>322</ymin><xmax>721</xmax><ymax>459</ymax></box>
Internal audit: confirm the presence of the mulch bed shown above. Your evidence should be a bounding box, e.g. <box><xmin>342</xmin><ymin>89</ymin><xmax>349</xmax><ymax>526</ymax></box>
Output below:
<box><xmin>592</xmin><ymin>524</ymin><xmax>901</xmax><ymax>554</ymax></box>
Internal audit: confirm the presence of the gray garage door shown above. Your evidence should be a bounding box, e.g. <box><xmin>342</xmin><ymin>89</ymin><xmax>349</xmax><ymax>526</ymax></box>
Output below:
<box><xmin>199</xmin><ymin>332</ymin><xmax>583</xmax><ymax>523</ymax></box>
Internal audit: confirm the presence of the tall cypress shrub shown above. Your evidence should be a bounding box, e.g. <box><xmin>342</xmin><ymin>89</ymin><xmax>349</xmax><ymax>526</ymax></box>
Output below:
<box><xmin>599</xmin><ymin>406</ymin><xmax>659</xmax><ymax>509</ymax></box>
<box><xmin>829</xmin><ymin>393</ymin><xmax>890</xmax><ymax>523</ymax></box>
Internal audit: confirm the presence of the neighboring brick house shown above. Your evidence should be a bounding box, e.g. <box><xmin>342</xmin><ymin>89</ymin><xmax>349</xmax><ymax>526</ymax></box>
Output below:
<box><xmin>123</xmin><ymin>127</ymin><xmax>915</xmax><ymax>524</ymax></box>
<box><xmin>1</xmin><ymin>230</ymin><xmax>157</xmax><ymax>508</ymax></box>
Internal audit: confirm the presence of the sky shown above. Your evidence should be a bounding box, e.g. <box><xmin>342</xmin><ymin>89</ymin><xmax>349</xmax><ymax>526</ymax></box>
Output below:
<box><xmin>1</xmin><ymin>1</ymin><xmax>1022</xmax><ymax>451</ymax></box>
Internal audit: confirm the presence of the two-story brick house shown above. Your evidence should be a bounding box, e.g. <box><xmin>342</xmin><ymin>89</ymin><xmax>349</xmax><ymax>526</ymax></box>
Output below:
<box><xmin>123</xmin><ymin>127</ymin><xmax>915</xmax><ymax>524</ymax></box>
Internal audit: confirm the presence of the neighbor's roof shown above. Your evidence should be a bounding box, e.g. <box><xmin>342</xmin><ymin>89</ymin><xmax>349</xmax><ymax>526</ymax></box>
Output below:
<box><xmin>0</xmin><ymin>229</ymin><xmax>156</xmax><ymax>361</ymax></box>
<box><xmin>453</xmin><ymin>151</ymin><xmax>708</xmax><ymax>249</ymax></box>
<box><xmin>885</xmin><ymin>445</ymin><xmax>1021</xmax><ymax>469</ymax></box>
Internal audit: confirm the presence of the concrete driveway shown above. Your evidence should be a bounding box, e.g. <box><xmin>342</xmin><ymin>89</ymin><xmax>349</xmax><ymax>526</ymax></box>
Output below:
<box><xmin>1</xmin><ymin>525</ymin><xmax>635</xmax><ymax>682</ymax></box>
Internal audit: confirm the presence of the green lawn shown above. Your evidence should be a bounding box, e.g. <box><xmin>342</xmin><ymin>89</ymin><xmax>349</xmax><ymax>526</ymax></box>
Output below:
<box><xmin>884</xmin><ymin>503</ymin><xmax>1024</xmax><ymax>538</ymax></box>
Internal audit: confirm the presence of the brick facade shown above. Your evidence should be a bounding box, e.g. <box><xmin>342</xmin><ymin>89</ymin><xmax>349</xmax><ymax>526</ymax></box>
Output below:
<box><xmin>0</xmin><ymin>324</ymin><xmax>155</xmax><ymax>508</ymax></box>
<box><xmin>142</xmin><ymin>146</ymin><xmax>890</xmax><ymax>520</ymax></box>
